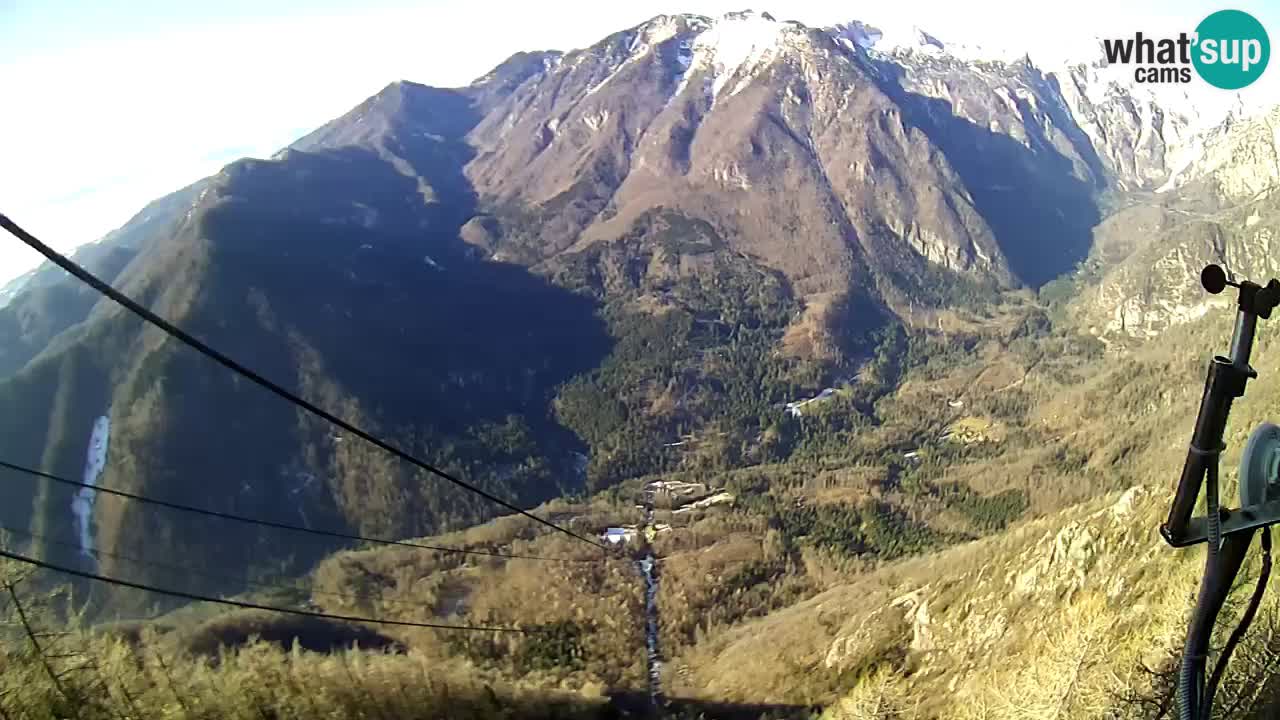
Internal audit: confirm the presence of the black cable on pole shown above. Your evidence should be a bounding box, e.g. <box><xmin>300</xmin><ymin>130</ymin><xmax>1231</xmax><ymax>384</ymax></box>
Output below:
<box><xmin>0</xmin><ymin>212</ymin><xmax>606</xmax><ymax>552</ymax></box>
<box><xmin>0</xmin><ymin>546</ymin><xmax>543</xmax><ymax>634</ymax></box>
<box><xmin>0</xmin><ymin>523</ymin><xmax>427</xmax><ymax>611</ymax></box>
<box><xmin>0</xmin><ymin>460</ymin><xmax>594</xmax><ymax>563</ymax></box>
<box><xmin>1203</xmin><ymin>528</ymin><xmax>1273</xmax><ymax>717</ymax></box>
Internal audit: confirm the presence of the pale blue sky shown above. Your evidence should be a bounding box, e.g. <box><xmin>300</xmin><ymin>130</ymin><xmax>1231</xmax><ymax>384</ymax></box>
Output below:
<box><xmin>1</xmin><ymin>0</ymin><xmax>1276</xmax><ymax>283</ymax></box>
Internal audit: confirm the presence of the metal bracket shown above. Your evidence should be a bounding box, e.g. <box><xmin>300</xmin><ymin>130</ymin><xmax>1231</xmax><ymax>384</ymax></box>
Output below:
<box><xmin>1163</xmin><ymin>500</ymin><xmax>1280</xmax><ymax>548</ymax></box>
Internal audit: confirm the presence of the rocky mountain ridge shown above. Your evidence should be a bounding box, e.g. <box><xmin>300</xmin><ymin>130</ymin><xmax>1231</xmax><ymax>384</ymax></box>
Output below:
<box><xmin>1066</xmin><ymin>106</ymin><xmax>1280</xmax><ymax>340</ymax></box>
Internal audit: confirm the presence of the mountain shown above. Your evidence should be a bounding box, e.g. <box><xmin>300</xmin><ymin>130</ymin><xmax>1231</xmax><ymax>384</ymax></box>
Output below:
<box><xmin>0</xmin><ymin>270</ymin><xmax>33</xmax><ymax>309</ymax></box>
<box><xmin>836</xmin><ymin>18</ymin><xmax>1279</xmax><ymax>343</ymax></box>
<box><xmin>462</xmin><ymin>12</ymin><xmax>1018</xmax><ymax>295</ymax></box>
<box><xmin>1</xmin><ymin>9</ymin><xmax>1276</xmax><ymax>606</ymax></box>
<box><xmin>0</xmin><ymin>180</ymin><xmax>208</xmax><ymax>378</ymax></box>
<box><xmin>1058</xmin><ymin>106</ymin><xmax>1280</xmax><ymax>341</ymax></box>
<box><xmin>0</xmin><ymin>84</ymin><xmax>609</xmax><ymax>602</ymax></box>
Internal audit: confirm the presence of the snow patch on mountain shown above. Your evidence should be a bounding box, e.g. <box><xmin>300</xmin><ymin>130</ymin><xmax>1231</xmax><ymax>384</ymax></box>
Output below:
<box><xmin>630</xmin><ymin>14</ymin><xmax>693</xmax><ymax>52</ymax></box>
<box><xmin>694</xmin><ymin>11</ymin><xmax>789</xmax><ymax>99</ymax></box>
<box><xmin>834</xmin><ymin>18</ymin><xmax>1024</xmax><ymax>63</ymax></box>
<box><xmin>1057</xmin><ymin>58</ymin><xmax>1275</xmax><ymax>191</ymax></box>
<box><xmin>590</xmin><ymin>11</ymin><xmax>802</xmax><ymax>106</ymax></box>
<box><xmin>824</xmin><ymin>13</ymin><xmax>1274</xmax><ymax>191</ymax></box>
<box><xmin>1155</xmin><ymin>144</ymin><xmax>1204</xmax><ymax>194</ymax></box>
<box><xmin>584</xmin><ymin>15</ymin><xmax>711</xmax><ymax>100</ymax></box>
<box><xmin>583</xmin><ymin>110</ymin><xmax>610</xmax><ymax>130</ymax></box>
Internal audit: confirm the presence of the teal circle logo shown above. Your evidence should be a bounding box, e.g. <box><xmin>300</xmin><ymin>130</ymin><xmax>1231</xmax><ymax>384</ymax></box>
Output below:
<box><xmin>1193</xmin><ymin>10</ymin><xmax>1270</xmax><ymax>89</ymax></box>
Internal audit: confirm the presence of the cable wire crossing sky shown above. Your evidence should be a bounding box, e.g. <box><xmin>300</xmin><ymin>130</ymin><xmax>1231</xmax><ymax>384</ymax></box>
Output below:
<box><xmin>1</xmin><ymin>0</ymin><xmax>1277</xmax><ymax>284</ymax></box>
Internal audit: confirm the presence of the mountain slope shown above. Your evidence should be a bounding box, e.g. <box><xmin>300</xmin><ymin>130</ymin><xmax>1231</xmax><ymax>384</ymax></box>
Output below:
<box><xmin>0</xmin><ymin>180</ymin><xmax>207</xmax><ymax>378</ymax></box>
<box><xmin>0</xmin><ymin>92</ymin><xmax>610</xmax><ymax>603</ymax></box>
<box><xmin>662</xmin><ymin>306</ymin><xmax>1280</xmax><ymax>716</ymax></box>
<box><xmin>463</xmin><ymin>13</ymin><xmax>1018</xmax><ymax>302</ymax></box>
<box><xmin>1063</xmin><ymin>107</ymin><xmax>1280</xmax><ymax>340</ymax></box>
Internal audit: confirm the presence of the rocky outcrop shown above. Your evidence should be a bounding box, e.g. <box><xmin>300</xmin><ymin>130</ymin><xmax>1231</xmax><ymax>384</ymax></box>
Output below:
<box><xmin>677</xmin><ymin>478</ymin><xmax>1214</xmax><ymax>716</ymax></box>
<box><xmin>826</xmin><ymin>487</ymin><xmax>1149</xmax><ymax>663</ymax></box>
<box><xmin>808</xmin><ymin>485</ymin><xmax>1197</xmax><ymax>717</ymax></box>
<box><xmin>464</xmin><ymin>11</ymin><xmax>1019</xmax><ymax>298</ymax></box>
<box><xmin>1068</xmin><ymin>110</ymin><xmax>1280</xmax><ymax>340</ymax></box>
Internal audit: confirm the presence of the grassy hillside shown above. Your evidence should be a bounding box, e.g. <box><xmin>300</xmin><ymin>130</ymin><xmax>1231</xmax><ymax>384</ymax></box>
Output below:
<box><xmin>661</xmin><ymin>301</ymin><xmax>1280</xmax><ymax>717</ymax></box>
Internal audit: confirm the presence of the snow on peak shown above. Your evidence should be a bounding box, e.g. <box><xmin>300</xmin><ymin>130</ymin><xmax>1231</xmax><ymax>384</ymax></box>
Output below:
<box><xmin>723</xmin><ymin>9</ymin><xmax>775</xmax><ymax>22</ymax></box>
<box><xmin>1055</xmin><ymin>54</ymin><xmax>1267</xmax><ymax>156</ymax></box>
<box><xmin>687</xmin><ymin>10</ymin><xmax>800</xmax><ymax>100</ymax></box>
<box><xmin>631</xmin><ymin>14</ymin><xmax>696</xmax><ymax>51</ymax></box>
<box><xmin>604</xmin><ymin>10</ymin><xmax>803</xmax><ymax>106</ymax></box>
<box><xmin>829</xmin><ymin>18</ymin><xmax>1024</xmax><ymax>63</ymax></box>
<box><xmin>828</xmin><ymin>20</ymin><xmax>881</xmax><ymax>51</ymax></box>
<box><xmin>583</xmin><ymin>14</ymin><xmax>711</xmax><ymax>99</ymax></box>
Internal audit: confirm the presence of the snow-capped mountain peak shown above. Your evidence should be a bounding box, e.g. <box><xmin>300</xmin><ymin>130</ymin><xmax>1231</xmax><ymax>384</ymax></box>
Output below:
<box><xmin>690</xmin><ymin>9</ymin><xmax>798</xmax><ymax>98</ymax></box>
<box><xmin>828</xmin><ymin>18</ymin><xmax>1022</xmax><ymax>63</ymax></box>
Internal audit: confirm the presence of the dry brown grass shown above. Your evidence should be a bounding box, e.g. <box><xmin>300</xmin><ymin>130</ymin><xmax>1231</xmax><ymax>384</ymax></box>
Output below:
<box><xmin>306</xmin><ymin>494</ymin><xmax>648</xmax><ymax>692</ymax></box>
<box><xmin>8</xmin><ymin>558</ymin><xmax>618</xmax><ymax>719</ymax></box>
<box><xmin>655</xmin><ymin>303</ymin><xmax>1280</xmax><ymax>717</ymax></box>
<box><xmin>781</xmin><ymin>292</ymin><xmax>847</xmax><ymax>362</ymax></box>
<box><xmin>2</xmin><ymin>631</ymin><xmax>612</xmax><ymax>720</ymax></box>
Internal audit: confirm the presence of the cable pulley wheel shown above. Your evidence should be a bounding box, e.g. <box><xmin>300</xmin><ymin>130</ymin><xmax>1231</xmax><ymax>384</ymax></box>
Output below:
<box><xmin>1240</xmin><ymin>422</ymin><xmax>1280</xmax><ymax>507</ymax></box>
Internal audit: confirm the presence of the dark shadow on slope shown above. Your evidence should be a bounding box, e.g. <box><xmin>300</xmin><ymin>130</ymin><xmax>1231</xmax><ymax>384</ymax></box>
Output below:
<box><xmin>175</xmin><ymin>611</ymin><xmax>406</xmax><ymax>657</ymax></box>
<box><xmin>287</xmin><ymin>83</ymin><xmax>482</xmax><ymax>237</ymax></box>
<box><xmin>607</xmin><ymin>692</ymin><xmax>818</xmax><ymax>719</ymax></box>
<box><xmin>0</xmin><ymin>91</ymin><xmax>613</xmax><ymax>613</ymax></box>
<box><xmin>141</xmin><ymin>128</ymin><xmax>606</xmax><ymax>582</ymax></box>
<box><xmin>113</xmin><ymin>137</ymin><xmax>615</xmax><ymax>593</ymax></box>
<box><xmin>1031</xmin><ymin>70</ymin><xmax>1109</xmax><ymax>191</ymax></box>
<box><xmin>869</xmin><ymin>61</ymin><xmax>1101</xmax><ymax>289</ymax></box>
<box><xmin>197</xmin><ymin>141</ymin><xmax>611</xmax><ymax>454</ymax></box>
